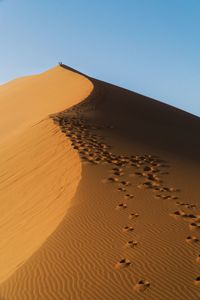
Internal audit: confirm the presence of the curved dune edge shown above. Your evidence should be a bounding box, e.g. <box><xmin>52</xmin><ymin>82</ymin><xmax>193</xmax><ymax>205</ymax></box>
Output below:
<box><xmin>0</xmin><ymin>119</ymin><xmax>82</xmax><ymax>283</ymax></box>
<box><xmin>0</xmin><ymin>66</ymin><xmax>93</xmax><ymax>283</ymax></box>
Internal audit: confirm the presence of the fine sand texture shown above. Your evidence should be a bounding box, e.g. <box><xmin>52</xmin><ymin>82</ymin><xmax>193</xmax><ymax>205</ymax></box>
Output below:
<box><xmin>0</xmin><ymin>66</ymin><xmax>93</xmax><ymax>283</ymax></box>
<box><xmin>0</xmin><ymin>64</ymin><xmax>200</xmax><ymax>300</ymax></box>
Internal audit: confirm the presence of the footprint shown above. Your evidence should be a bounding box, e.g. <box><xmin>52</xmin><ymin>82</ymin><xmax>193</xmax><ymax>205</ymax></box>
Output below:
<box><xmin>134</xmin><ymin>279</ymin><xmax>150</xmax><ymax>292</ymax></box>
<box><xmin>109</xmin><ymin>159</ymin><xmax>119</xmax><ymax>164</ymax></box>
<box><xmin>194</xmin><ymin>276</ymin><xmax>200</xmax><ymax>285</ymax></box>
<box><xmin>183</xmin><ymin>213</ymin><xmax>200</xmax><ymax>222</ymax></box>
<box><xmin>107</xmin><ymin>177</ymin><xmax>119</xmax><ymax>183</ymax></box>
<box><xmin>117</xmin><ymin>187</ymin><xmax>127</xmax><ymax>192</ymax></box>
<box><xmin>176</xmin><ymin>202</ymin><xmax>196</xmax><ymax>209</ymax></box>
<box><xmin>124</xmin><ymin>194</ymin><xmax>134</xmax><ymax>199</ymax></box>
<box><xmin>161</xmin><ymin>195</ymin><xmax>172</xmax><ymax>200</ymax></box>
<box><xmin>175</xmin><ymin>201</ymin><xmax>186</xmax><ymax>206</ymax></box>
<box><xmin>170</xmin><ymin>210</ymin><xmax>186</xmax><ymax>218</ymax></box>
<box><xmin>115</xmin><ymin>258</ymin><xmax>131</xmax><ymax>269</ymax></box>
<box><xmin>168</xmin><ymin>187</ymin><xmax>179</xmax><ymax>192</ymax></box>
<box><xmin>125</xmin><ymin>240</ymin><xmax>138</xmax><ymax>248</ymax></box>
<box><xmin>187</xmin><ymin>204</ymin><xmax>196</xmax><ymax>209</ymax></box>
<box><xmin>154</xmin><ymin>187</ymin><xmax>165</xmax><ymax>192</ymax></box>
<box><xmin>185</xmin><ymin>236</ymin><xmax>199</xmax><ymax>244</ymax></box>
<box><xmin>189</xmin><ymin>222</ymin><xmax>200</xmax><ymax>231</ymax></box>
<box><xmin>113</xmin><ymin>171</ymin><xmax>124</xmax><ymax>176</ymax></box>
<box><xmin>122</xmin><ymin>226</ymin><xmax>134</xmax><ymax>232</ymax></box>
<box><xmin>154</xmin><ymin>194</ymin><xmax>162</xmax><ymax>199</ymax></box>
<box><xmin>137</xmin><ymin>184</ymin><xmax>144</xmax><ymax>189</ymax></box>
<box><xmin>135</xmin><ymin>172</ymin><xmax>143</xmax><ymax>176</ymax></box>
<box><xmin>128</xmin><ymin>213</ymin><xmax>139</xmax><ymax>219</ymax></box>
<box><xmin>112</xmin><ymin>167</ymin><xmax>123</xmax><ymax>172</ymax></box>
<box><xmin>146</xmin><ymin>174</ymin><xmax>160</xmax><ymax>182</ymax></box>
<box><xmin>120</xmin><ymin>180</ymin><xmax>131</xmax><ymax>186</ymax></box>
<box><xmin>143</xmin><ymin>166</ymin><xmax>151</xmax><ymax>172</ymax></box>
<box><xmin>116</xmin><ymin>203</ymin><xmax>127</xmax><ymax>210</ymax></box>
<box><xmin>142</xmin><ymin>181</ymin><xmax>156</xmax><ymax>189</ymax></box>
<box><xmin>171</xmin><ymin>195</ymin><xmax>179</xmax><ymax>200</ymax></box>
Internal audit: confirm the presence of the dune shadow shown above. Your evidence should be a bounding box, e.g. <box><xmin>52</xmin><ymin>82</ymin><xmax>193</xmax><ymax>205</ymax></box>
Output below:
<box><xmin>60</xmin><ymin>63</ymin><xmax>200</xmax><ymax>162</ymax></box>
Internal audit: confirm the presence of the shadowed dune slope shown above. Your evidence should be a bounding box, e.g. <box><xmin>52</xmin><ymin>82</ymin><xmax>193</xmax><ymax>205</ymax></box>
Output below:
<box><xmin>0</xmin><ymin>65</ymin><xmax>200</xmax><ymax>300</ymax></box>
<box><xmin>83</xmin><ymin>68</ymin><xmax>200</xmax><ymax>160</ymax></box>
<box><xmin>62</xmin><ymin>64</ymin><xmax>200</xmax><ymax>160</ymax></box>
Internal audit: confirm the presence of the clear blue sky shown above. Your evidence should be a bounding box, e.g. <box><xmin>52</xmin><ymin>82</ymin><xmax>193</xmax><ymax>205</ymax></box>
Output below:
<box><xmin>0</xmin><ymin>0</ymin><xmax>200</xmax><ymax>116</ymax></box>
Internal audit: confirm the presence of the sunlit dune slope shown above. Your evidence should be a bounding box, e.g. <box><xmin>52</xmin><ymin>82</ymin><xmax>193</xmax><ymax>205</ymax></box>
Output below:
<box><xmin>0</xmin><ymin>66</ymin><xmax>93</xmax><ymax>143</ymax></box>
<box><xmin>0</xmin><ymin>119</ymin><xmax>81</xmax><ymax>283</ymax></box>
<box><xmin>0</xmin><ymin>66</ymin><xmax>93</xmax><ymax>283</ymax></box>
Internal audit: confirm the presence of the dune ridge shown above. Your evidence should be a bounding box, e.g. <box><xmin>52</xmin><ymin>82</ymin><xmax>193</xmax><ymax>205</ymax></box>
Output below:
<box><xmin>0</xmin><ymin>65</ymin><xmax>93</xmax><ymax>143</ymax></box>
<box><xmin>0</xmin><ymin>65</ymin><xmax>200</xmax><ymax>299</ymax></box>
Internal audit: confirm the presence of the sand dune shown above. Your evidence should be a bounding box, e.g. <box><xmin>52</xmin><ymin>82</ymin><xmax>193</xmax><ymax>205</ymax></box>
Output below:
<box><xmin>0</xmin><ymin>65</ymin><xmax>200</xmax><ymax>299</ymax></box>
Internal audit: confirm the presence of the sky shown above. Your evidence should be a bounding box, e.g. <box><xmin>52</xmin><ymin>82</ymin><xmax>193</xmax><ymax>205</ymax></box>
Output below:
<box><xmin>0</xmin><ymin>0</ymin><xmax>200</xmax><ymax>116</ymax></box>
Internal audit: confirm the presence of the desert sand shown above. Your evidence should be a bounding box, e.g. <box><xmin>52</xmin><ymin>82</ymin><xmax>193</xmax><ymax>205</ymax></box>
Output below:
<box><xmin>0</xmin><ymin>64</ymin><xmax>200</xmax><ymax>299</ymax></box>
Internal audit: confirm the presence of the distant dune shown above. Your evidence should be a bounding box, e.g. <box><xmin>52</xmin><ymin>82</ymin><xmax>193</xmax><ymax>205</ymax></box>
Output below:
<box><xmin>0</xmin><ymin>65</ymin><xmax>200</xmax><ymax>299</ymax></box>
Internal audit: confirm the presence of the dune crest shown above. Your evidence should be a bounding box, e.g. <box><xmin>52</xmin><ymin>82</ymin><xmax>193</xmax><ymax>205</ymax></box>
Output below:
<box><xmin>0</xmin><ymin>65</ymin><xmax>93</xmax><ymax>143</ymax></box>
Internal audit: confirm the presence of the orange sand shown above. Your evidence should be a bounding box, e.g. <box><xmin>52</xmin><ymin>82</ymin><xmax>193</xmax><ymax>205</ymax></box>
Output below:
<box><xmin>0</xmin><ymin>65</ymin><xmax>200</xmax><ymax>300</ymax></box>
<box><xmin>0</xmin><ymin>66</ymin><xmax>93</xmax><ymax>283</ymax></box>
